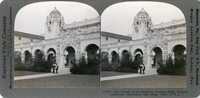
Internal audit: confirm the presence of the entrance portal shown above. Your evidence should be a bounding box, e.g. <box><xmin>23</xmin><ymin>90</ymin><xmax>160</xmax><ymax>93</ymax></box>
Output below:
<box><xmin>64</xmin><ymin>46</ymin><xmax>75</xmax><ymax>67</ymax></box>
<box><xmin>151</xmin><ymin>47</ymin><xmax>162</xmax><ymax>68</ymax></box>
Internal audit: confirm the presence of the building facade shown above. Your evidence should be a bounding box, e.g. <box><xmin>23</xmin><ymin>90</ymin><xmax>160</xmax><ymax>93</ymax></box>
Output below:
<box><xmin>14</xmin><ymin>7</ymin><xmax>186</xmax><ymax>70</ymax></box>
<box><xmin>14</xmin><ymin>7</ymin><xmax>101</xmax><ymax>68</ymax></box>
<box><xmin>101</xmin><ymin>8</ymin><xmax>186</xmax><ymax>69</ymax></box>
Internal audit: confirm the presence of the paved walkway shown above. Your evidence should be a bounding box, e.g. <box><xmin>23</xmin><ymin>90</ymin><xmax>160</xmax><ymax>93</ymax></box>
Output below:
<box><xmin>15</xmin><ymin>69</ymin><xmax>157</xmax><ymax>81</ymax></box>
<box><xmin>14</xmin><ymin>68</ymin><xmax>70</xmax><ymax>80</ymax></box>
<box><xmin>100</xmin><ymin>69</ymin><xmax>157</xmax><ymax>81</ymax></box>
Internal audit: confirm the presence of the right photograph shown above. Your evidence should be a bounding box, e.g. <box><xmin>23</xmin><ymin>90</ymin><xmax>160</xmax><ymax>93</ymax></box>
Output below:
<box><xmin>100</xmin><ymin>2</ymin><xmax>186</xmax><ymax>88</ymax></box>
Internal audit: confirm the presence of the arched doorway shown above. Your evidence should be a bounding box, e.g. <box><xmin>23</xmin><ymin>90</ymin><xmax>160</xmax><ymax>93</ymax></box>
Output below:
<box><xmin>172</xmin><ymin>44</ymin><xmax>186</xmax><ymax>60</ymax></box>
<box><xmin>64</xmin><ymin>46</ymin><xmax>75</xmax><ymax>67</ymax></box>
<box><xmin>23</xmin><ymin>50</ymin><xmax>32</xmax><ymax>63</ymax></box>
<box><xmin>34</xmin><ymin>49</ymin><xmax>42</xmax><ymax>60</ymax></box>
<box><xmin>151</xmin><ymin>47</ymin><xmax>163</xmax><ymax>68</ymax></box>
<box><xmin>134</xmin><ymin>49</ymin><xmax>143</xmax><ymax>63</ymax></box>
<box><xmin>85</xmin><ymin>44</ymin><xmax>99</xmax><ymax>59</ymax></box>
<box><xmin>121</xmin><ymin>50</ymin><xmax>128</xmax><ymax>57</ymax></box>
<box><xmin>111</xmin><ymin>51</ymin><xmax>118</xmax><ymax>63</ymax></box>
<box><xmin>47</xmin><ymin>48</ymin><xmax>56</xmax><ymax>63</ymax></box>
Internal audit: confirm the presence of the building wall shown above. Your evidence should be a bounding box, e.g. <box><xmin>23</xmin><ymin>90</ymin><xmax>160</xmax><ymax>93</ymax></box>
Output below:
<box><xmin>101</xmin><ymin>36</ymin><xmax>128</xmax><ymax>45</ymax></box>
<box><xmin>14</xmin><ymin>35</ymin><xmax>42</xmax><ymax>44</ymax></box>
<box><xmin>168</xmin><ymin>39</ymin><xmax>186</xmax><ymax>54</ymax></box>
<box><xmin>45</xmin><ymin>22</ymin><xmax>61</xmax><ymax>40</ymax></box>
<box><xmin>81</xmin><ymin>38</ymin><xmax>100</xmax><ymax>54</ymax></box>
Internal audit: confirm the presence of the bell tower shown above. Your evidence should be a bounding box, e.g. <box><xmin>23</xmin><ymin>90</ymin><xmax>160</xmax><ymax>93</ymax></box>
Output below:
<box><xmin>132</xmin><ymin>8</ymin><xmax>152</xmax><ymax>40</ymax></box>
<box><xmin>45</xmin><ymin>7</ymin><xmax>65</xmax><ymax>39</ymax></box>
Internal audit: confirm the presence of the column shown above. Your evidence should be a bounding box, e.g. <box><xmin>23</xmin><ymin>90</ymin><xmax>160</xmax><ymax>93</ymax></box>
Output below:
<box><xmin>60</xmin><ymin>54</ymin><xmax>65</xmax><ymax>68</ymax></box>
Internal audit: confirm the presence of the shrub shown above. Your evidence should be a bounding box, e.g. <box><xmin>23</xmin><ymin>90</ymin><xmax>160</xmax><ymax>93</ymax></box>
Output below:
<box><xmin>70</xmin><ymin>56</ymin><xmax>100</xmax><ymax>75</ymax></box>
<box><xmin>157</xmin><ymin>56</ymin><xmax>186</xmax><ymax>75</ymax></box>
<box><xmin>32</xmin><ymin>52</ymin><xmax>53</xmax><ymax>72</ymax></box>
<box><xmin>115</xmin><ymin>52</ymin><xmax>139</xmax><ymax>73</ymax></box>
<box><xmin>100</xmin><ymin>56</ymin><xmax>114</xmax><ymax>71</ymax></box>
<box><xmin>14</xmin><ymin>52</ymin><xmax>33</xmax><ymax>71</ymax></box>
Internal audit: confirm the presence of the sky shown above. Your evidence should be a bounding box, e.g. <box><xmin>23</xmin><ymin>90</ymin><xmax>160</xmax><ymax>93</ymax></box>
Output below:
<box><xmin>14</xmin><ymin>2</ymin><xmax>99</xmax><ymax>35</ymax></box>
<box><xmin>13</xmin><ymin>1</ymin><xmax>185</xmax><ymax>36</ymax></box>
<box><xmin>101</xmin><ymin>2</ymin><xmax>185</xmax><ymax>36</ymax></box>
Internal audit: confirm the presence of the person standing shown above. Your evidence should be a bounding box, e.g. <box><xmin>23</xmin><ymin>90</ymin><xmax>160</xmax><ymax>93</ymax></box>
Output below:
<box><xmin>55</xmin><ymin>63</ymin><xmax>58</xmax><ymax>74</ymax></box>
<box><xmin>142</xmin><ymin>64</ymin><xmax>145</xmax><ymax>74</ymax></box>
<box><xmin>139</xmin><ymin>64</ymin><xmax>142</xmax><ymax>74</ymax></box>
<box><xmin>52</xmin><ymin>63</ymin><xmax>56</xmax><ymax>74</ymax></box>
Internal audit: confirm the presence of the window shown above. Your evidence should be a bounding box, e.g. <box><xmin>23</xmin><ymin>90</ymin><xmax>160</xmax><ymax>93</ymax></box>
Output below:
<box><xmin>118</xmin><ymin>39</ymin><xmax>120</xmax><ymax>42</ymax></box>
<box><xmin>18</xmin><ymin>37</ymin><xmax>21</xmax><ymax>40</ymax></box>
<box><xmin>106</xmin><ymin>37</ymin><xmax>108</xmax><ymax>41</ymax></box>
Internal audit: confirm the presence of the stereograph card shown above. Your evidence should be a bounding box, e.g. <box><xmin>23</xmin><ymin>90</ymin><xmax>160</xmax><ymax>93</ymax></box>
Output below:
<box><xmin>0</xmin><ymin>0</ymin><xmax>200</xmax><ymax>97</ymax></box>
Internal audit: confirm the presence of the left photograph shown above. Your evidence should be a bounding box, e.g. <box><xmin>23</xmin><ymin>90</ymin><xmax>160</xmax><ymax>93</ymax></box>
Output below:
<box><xmin>14</xmin><ymin>2</ymin><xmax>100</xmax><ymax>88</ymax></box>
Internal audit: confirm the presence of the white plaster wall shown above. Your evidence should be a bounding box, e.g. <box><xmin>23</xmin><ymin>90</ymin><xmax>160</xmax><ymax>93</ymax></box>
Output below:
<box><xmin>45</xmin><ymin>23</ymin><xmax>60</xmax><ymax>40</ymax></box>
<box><xmin>14</xmin><ymin>36</ymin><xmax>42</xmax><ymax>44</ymax></box>
<box><xmin>132</xmin><ymin>23</ymin><xmax>147</xmax><ymax>40</ymax></box>
<box><xmin>101</xmin><ymin>36</ymin><xmax>128</xmax><ymax>45</ymax></box>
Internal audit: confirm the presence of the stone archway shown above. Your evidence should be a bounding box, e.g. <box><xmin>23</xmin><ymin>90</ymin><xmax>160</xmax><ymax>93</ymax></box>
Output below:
<box><xmin>134</xmin><ymin>48</ymin><xmax>143</xmax><ymax>63</ymax></box>
<box><xmin>151</xmin><ymin>47</ymin><xmax>163</xmax><ymax>68</ymax></box>
<box><xmin>64</xmin><ymin>46</ymin><xmax>76</xmax><ymax>67</ymax></box>
<box><xmin>85</xmin><ymin>44</ymin><xmax>99</xmax><ymax>59</ymax></box>
<box><xmin>23</xmin><ymin>50</ymin><xmax>32</xmax><ymax>63</ymax></box>
<box><xmin>111</xmin><ymin>51</ymin><xmax>118</xmax><ymax>63</ymax></box>
<box><xmin>121</xmin><ymin>50</ymin><xmax>128</xmax><ymax>57</ymax></box>
<box><xmin>47</xmin><ymin>48</ymin><xmax>56</xmax><ymax>63</ymax></box>
<box><xmin>172</xmin><ymin>44</ymin><xmax>186</xmax><ymax>60</ymax></box>
<box><xmin>34</xmin><ymin>49</ymin><xmax>42</xmax><ymax>60</ymax></box>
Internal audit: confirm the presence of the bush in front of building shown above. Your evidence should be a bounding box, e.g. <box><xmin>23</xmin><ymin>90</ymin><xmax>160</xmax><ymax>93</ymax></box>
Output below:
<box><xmin>70</xmin><ymin>56</ymin><xmax>100</xmax><ymax>75</ymax></box>
<box><xmin>100</xmin><ymin>56</ymin><xmax>115</xmax><ymax>71</ymax></box>
<box><xmin>157</xmin><ymin>56</ymin><xmax>186</xmax><ymax>75</ymax></box>
<box><xmin>32</xmin><ymin>52</ymin><xmax>53</xmax><ymax>72</ymax></box>
<box><xmin>14</xmin><ymin>55</ymin><xmax>25</xmax><ymax>70</ymax></box>
<box><xmin>14</xmin><ymin>52</ymin><xmax>33</xmax><ymax>71</ymax></box>
<box><xmin>115</xmin><ymin>52</ymin><xmax>139</xmax><ymax>73</ymax></box>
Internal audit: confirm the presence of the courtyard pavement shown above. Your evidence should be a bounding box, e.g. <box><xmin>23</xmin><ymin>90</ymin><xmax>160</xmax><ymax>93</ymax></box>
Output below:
<box><xmin>101</xmin><ymin>69</ymin><xmax>186</xmax><ymax>88</ymax></box>
<box><xmin>14</xmin><ymin>68</ymin><xmax>100</xmax><ymax>88</ymax></box>
<box><xmin>14</xmin><ymin>68</ymin><xmax>71</xmax><ymax>80</ymax></box>
<box><xmin>14</xmin><ymin>69</ymin><xmax>186</xmax><ymax>88</ymax></box>
<box><xmin>101</xmin><ymin>69</ymin><xmax>157</xmax><ymax>81</ymax></box>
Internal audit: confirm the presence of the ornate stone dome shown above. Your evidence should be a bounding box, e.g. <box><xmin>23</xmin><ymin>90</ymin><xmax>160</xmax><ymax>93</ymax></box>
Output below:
<box><xmin>136</xmin><ymin>8</ymin><xmax>149</xmax><ymax>18</ymax></box>
<box><xmin>48</xmin><ymin>7</ymin><xmax>63</xmax><ymax>22</ymax></box>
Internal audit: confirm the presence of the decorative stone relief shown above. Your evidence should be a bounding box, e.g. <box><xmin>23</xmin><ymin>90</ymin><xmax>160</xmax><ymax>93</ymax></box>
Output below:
<box><xmin>79</xmin><ymin>33</ymin><xmax>100</xmax><ymax>40</ymax></box>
